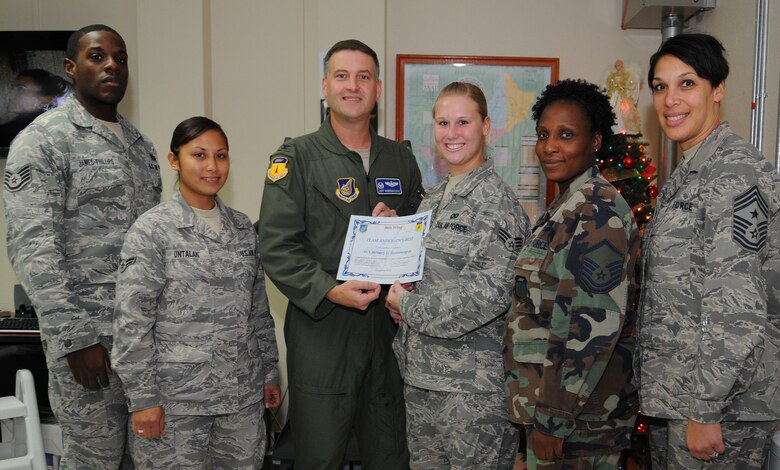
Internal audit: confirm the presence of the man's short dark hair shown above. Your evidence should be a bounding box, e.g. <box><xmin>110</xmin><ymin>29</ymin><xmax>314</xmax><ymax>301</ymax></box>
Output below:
<box><xmin>324</xmin><ymin>39</ymin><xmax>380</xmax><ymax>77</ymax></box>
<box><xmin>66</xmin><ymin>24</ymin><xmax>123</xmax><ymax>61</ymax></box>
<box><xmin>648</xmin><ymin>33</ymin><xmax>729</xmax><ymax>88</ymax></box>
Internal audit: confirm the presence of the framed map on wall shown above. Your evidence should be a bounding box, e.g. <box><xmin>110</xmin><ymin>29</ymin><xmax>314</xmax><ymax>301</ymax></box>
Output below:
<box><xmin>396</xmin><ymin>55</ymin><xmax>558</xmax><ymax>222</ymax></box>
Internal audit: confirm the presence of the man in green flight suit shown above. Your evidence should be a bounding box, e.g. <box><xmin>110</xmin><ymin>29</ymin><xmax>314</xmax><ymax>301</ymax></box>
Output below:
<box><xmin>258</xmin><ymin>39</ymin><xmax>423</xmax><ymax>469</ymax></box>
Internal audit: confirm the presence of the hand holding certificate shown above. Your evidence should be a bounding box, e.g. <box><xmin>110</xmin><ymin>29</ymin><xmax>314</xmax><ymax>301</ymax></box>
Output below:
<box><xmin>337</xmin><ymin>210</ymin><xmax>432</xmax><ymax>284</ymax></box>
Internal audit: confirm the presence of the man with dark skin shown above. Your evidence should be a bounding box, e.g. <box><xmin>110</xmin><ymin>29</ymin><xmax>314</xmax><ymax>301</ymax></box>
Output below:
<box><xmin>4</xmin><ymin>24</ymin><xmax>161</xmax><ymax>468</ymax></box>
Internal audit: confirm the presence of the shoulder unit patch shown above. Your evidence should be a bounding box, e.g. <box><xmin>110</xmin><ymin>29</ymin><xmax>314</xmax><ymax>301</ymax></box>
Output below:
<box><xmin>3</xmin><ymin>164</ymin><xmax>32</xmax><ymax>192</ymax></box>
<box><xmin>733</xmin><ymin>185</ymin><xmax>768</xmax><ymax>252</ymax></box>
<box><xmin>266</xmin><ymin>156</ymin><xmax>289</xmax><ymax>182</ymax></box>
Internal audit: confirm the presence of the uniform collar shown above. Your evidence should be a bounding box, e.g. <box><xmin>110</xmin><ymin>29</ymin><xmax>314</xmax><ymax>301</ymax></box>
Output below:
<box><xmin>171</xmin><ymin>190</ymin><xmax>249</xmax><ymax>241</ymax></box>
<box><xmin>64</xmin><ymin>94</ymin><xmax>142</xmax><ymax>147</ymax></box>
<box><xmin>685</xmin><ymin>121</ymin><xmax>729</xmax><ymax>170</ymax></box>
<box><xmin>441</xmin><ymin>158</ymin><xmax>496</xmax><ymax>197</ymax></box>
<box><xmin>548</xmin><ymin>165</ymin><xmax>600</xmax><ymax>208</ymax></box>
<box><xmin>318</xmin><ymin>114</ymin><xmax>380</xmax><ymax>164</ymax></box>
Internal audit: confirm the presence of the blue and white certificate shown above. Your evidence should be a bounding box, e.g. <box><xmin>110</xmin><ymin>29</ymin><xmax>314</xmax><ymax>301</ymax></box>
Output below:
<box><xmin>336</xmin><ymin>210</ymin><xmax>432</xmax><ymax>284</ymax></box>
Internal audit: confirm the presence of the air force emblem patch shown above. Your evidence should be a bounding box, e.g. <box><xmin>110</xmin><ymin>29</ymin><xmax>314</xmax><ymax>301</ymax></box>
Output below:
<box><xmin>266</xmin><ymin>156</ymin><xmax>289</xmax><ymax>182</ymax></box>
<box><xmin>336</xmin><ymin>177</ymin><xmax>359</xmax><ymax>203</ymax></box>
<box><xmin>579</xmin><ymin>240</ymin><xmax>623</xmax><ymax>294</ymax></box>
<box><xmin>4</xmin><ymin>164</ymin><xmax>32</xmax><ymax>192</ymax></box>
<box><xmin>375</xmin><ymin>177</ymin><xmax>402</xmax><ymax>195</ymax></box>
<box><xmin>733</xmin><ymin>185</ymin><xmax>768</xmax><ymax>252</ymax></box>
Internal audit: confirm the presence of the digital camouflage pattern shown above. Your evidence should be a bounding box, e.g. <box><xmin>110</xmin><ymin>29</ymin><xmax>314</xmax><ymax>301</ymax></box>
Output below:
<box><xmin>4</xmin><ymin>94</ymin><xmax>161</xmax><ymax>357</ymax></box>
<box><xmin>395</xmin><ymin>158</ymin><xmax>530</xmax><ymax>393</ymax></box>
<box><xmin>113</xmin><ymin>191</ymin><xmax>279</xmax><ymax>416</ymax></box>
<box><xmin>504</xmin><ymin>166</ymin><xmax>639</xmax><ymax>460</ymax></box>
<box><xmin>636</xmin><ymin>123</ymin><xmax>780</xmax><ymax>424</ymax></box>
<box><xmin>129</xmin><ymin>401</ymin><xmax>267</xmax><ymax>470</ymax></box>
<box><xmin>393</xmin><ymin>159</ymin><xmax>529</xmax><ymax>469</ymax></box>
<box><xmin>404</xmin><ymin>385</ymin><xmax>518</xmax><ymax>469</ymax></box>
<box><xmin>637</xmin><ymin>123</ymin><xmax>780</xmax><ymax>469</ymax></box>
<box><xmin>647</xmin><ymin>418</ymin><xmax>777</xmax><ymax>470</ymax></box>
<box><xmin>3</xmin><ymin>94</ymin><xmax>161</xmax><ymax>469</ymax></box>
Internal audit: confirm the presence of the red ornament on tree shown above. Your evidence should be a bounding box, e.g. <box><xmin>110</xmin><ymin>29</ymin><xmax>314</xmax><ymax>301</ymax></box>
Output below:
<box><xmin>646</xmin><ymin>184</ymin><xmax>659</xmax><ymax>198</ymax></box>
<box><xmin>623</xmin><ymin>156</ymin><xmax>635</xmax><ymax>169</ymax></box>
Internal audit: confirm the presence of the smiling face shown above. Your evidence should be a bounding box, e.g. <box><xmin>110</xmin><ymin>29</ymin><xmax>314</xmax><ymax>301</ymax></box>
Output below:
<box><xmin>433</xmin><ymin>94</ymin><xmax>490</xmax><ymax>177</ymax></box>
<box><xmin>651</xmin><ymin>54</ymin><xmax>724</xmax><ymax>151</ymax></box>
<box><xmin>322</xmin><ymin>50</ymin><xmax>382</xmax><ymax>125</ymax></box>
<box><xmin>64</xmin><ymin>30</ymin><xmax>128</xmax><ymax>121</ymax></box>
<box><xmin>168</xmin><ymin>129</ymin><xmax>230</xmax><ymax>210</ymax></box>
<box><xmin>535</xmin><ymin>101</ymin><xmax>600</xmax><ymax>193</ymax></box>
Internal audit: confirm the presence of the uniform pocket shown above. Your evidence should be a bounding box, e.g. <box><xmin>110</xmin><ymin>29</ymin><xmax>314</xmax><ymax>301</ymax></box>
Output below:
<box><xmin>156</xmin><ymin>341</ymin><xmax>213</xmax><ymax>402</ymax></box>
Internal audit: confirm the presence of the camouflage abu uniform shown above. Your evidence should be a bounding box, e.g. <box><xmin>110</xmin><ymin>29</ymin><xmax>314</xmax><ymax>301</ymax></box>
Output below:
<box><xmin>504</xmin><ymin>166</ymin><xmax>639</xmax><ymax>469</ymax></box>
<box><xmin>112</xmin><ymin>191</ymin><xmax>279</xmax><ymax>469</ymax></box>
<box><xmin>636</xmin><ymin>123</ymin><xmax>780</xmax><ymax>469</ymax></box>
<box><xmin>394</xmin><ymin>158</ymin><xmax>531</xmax><ymax>469</ymax></box>
<box><xmin>3</xmin><ymin>94</ymin><xmax>161</xmax><ymax>469</ymax></box>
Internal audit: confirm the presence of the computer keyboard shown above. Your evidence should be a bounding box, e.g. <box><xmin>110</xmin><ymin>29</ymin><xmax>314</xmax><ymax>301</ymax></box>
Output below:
<box><xmin>0</xmin><ymin>316</ymin><xmax>40</xmax><ymax>333</ymax></box>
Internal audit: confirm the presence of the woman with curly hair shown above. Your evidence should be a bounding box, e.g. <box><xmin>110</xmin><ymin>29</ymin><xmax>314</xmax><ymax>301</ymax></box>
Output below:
<box><xmin>504</xmin><ymin>79</ymin><xmax>640</xmax><ymax>469</ymax></box>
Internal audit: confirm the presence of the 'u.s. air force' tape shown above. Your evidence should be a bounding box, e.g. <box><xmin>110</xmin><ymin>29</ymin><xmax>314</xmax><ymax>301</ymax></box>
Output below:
<box><xmin>4</xmin><ymin>164</ymin><xmax>32</xmax><ymax>192</ymax></box>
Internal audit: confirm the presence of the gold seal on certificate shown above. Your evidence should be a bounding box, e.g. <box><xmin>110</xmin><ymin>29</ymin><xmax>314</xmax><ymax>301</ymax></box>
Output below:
<box><xmin>337</xmin><ymin>210</ymin><xmax>432</xmax><ymax>284</ymax></box>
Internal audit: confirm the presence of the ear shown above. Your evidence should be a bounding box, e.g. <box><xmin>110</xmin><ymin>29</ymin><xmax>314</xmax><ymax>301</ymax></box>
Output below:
<box><xmin>321</xmin><ymin>76</ymin><xmax>327</xmax><ymax>99</ymax></box>
<box><xmin>375</xmin><ymin>78</ymin><xmax>383</xmax><ymax>101</ymax></box>
<box><xmin>483</xmin><ymin>116</ymin><xmax>492</xmax><ymax>137</ymax></box>
<box><xmin>713</xmin><ymin>80</ymin><xmax>725</xmax><ymax>103</ymax></box>
<box><xmin>167</xmin><ymin>152</ymin><xmax>179</xmax><ymax>170</ymax></box>
<box><xmin>64</xmin><ymin>58</ymin><xmax>76</xmax><ymax>81</ymax></box>
<box><xmin>592</xmin><ymin>131</ymin><xmax>603</xmax><ymax>153</ymax></box>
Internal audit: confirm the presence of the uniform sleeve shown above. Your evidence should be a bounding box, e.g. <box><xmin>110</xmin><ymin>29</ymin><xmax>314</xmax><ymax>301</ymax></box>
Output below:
<box><xmin>257</xmin><ymin>150</ymin><xmax>340</xmax><ymax>319</ymax></box>
<box><xmin>400</xmin><ymin>194</ymin><xmax>530</xmax><ymax>338</ymax></box>
<box><xmin>396</xmin><ymin>147</ymin><xmax>424</xmax><ymax>216</ymax></box>
<box><xmin>3</xmin><ymin>125</ymin><xmax>100</xmax><ymax>357</ymax></box>
<box><xmin>687</xmin><ymin>158</ymin><xmax>773</xmax><ymax>422</ymax></box>
<box><xmin>112</xmin><ymin>218</ymin><xmax>166</xmax><ymax>412</ymax></box>
<box><xmin>534</xmin><ymin>192</ymin><xmax>637</xmax><ymax>439</ymax></box>
<box><xmin>253</xmin><ymin>251</ymin><xmax>280</xmax><ymax>385</ymax></box>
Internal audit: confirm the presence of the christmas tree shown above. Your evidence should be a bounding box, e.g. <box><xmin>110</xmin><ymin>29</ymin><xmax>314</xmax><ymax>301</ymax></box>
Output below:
<box><xmin>597</xmin><ymin>132</ymin><xmax>658</xmax><ymax>231</ymax></box>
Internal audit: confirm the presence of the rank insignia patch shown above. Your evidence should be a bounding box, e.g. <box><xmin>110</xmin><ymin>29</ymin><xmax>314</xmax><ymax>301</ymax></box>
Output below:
<box><xmin>266</xmin><ymin>156</ymin><xmax>289</xmax><ymax>182</ymax></box>
<box><xmin>498</xmin><ymin>228</ymin><xmax>523</xmax><ymax>252</ymax></box>
<box><xmin>119</xmin><ymin>257</ymin><xmax>136</xmax><ymax>273</ymax></box>
<box><xmin>336</xmin><ymin>177</ymin><xmax>360</xmax><ymax>203</ymax></box>
<box><xmin>375</xmin><ymin>177</ymin><xmax>402</xmax><ymax>195</ymax></box>
<box><xmin>579</xmin><ymin>240</ymin><xmax>623</xmax><ymax>294</ymax></box>
<box><xmin>4</xmin><ymin>164</ymin><xmax>32</xmax><ymax>192</ymax></box>
<box><xmin>733</xmin><ymin>185</ymin><xmax>768</xmax><ymax>252</ymax></box>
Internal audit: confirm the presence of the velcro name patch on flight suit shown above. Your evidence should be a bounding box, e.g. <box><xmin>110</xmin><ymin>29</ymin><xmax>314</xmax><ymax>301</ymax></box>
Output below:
<box><xmin>336</xmin><ymin>177</ymin><xmax>359</xmax><ymax>203</ymax></box>
<box><xmin>578</xmin><ymin>240</ymin><xmax>623</xmax><ymax>293</ymax></box>
<box><xmin>375</xmin><ymin>177</ymin><xmax>402</xmax><ymax>195</ymax></box>
<box><xmin>733</xmin><ymin>185</ymin><xmax>768</xmax><ymax>252</ymax></box>
<box><xmin>3</xmin><ymin>164</ymin><xmax>32</xmax><ymax>192</ymax></box>
<box><xmin>266</xmin><ymin>156</ymin><xmax>289</xmax><ymax>182</ymax></box>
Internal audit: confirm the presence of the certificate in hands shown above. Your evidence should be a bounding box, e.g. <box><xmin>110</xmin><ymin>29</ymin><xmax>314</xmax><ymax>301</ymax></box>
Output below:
<box><xmin>337</xmin><ymin>210</ymin><xmax>432</xmax><ymax>284</ymax></box>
